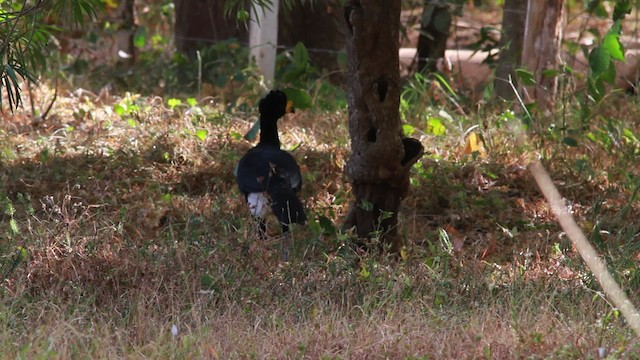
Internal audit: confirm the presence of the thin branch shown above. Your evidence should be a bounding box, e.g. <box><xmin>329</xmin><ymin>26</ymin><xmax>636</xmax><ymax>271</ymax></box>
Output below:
<box><xmin>39</xmin><ymin>78</ymin><xmax>58</xmax><ymax>123</ymax></box>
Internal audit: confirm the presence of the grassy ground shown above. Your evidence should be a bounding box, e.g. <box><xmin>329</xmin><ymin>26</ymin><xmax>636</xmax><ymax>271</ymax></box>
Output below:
<box><xmin>1</xmin><ymin>77</ymin><xmax>640</xmax><ymax>359</ymax></box>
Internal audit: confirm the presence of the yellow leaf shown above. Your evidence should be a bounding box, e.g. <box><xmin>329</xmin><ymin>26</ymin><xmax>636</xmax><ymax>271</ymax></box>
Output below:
<box><xmin>400</xmin><ymin>245</ymin><xmax>408</xmax><ymax>261</ymax></box>
<box><xmin>358</xmin><ymin>264</ymin><xmax>370</xmax><ymax>279</ymax></box>
<box><xmin>104</xmin><ymin>0</ymin><xmax>118</xmax><ymax>10</ymax></box>
<box><xmin>463</xmin><ymin>132</ymin><xmax>486</xmax><ymax>156</ymax></box>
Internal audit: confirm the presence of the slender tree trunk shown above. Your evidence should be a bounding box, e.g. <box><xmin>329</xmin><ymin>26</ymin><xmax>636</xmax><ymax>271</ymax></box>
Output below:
<box><xmin>174</xmin><ymin>0</ymin><xmax>248</xmax><ymax>56</ymax></box>
<box><xmin>416</xmin><ymin>0</ymin><xmax>451</xmax><ymax>74</ymax></box>
<box><xmin>494</xmin><ymin>0</ymin><xmax>526</xmax><ymax>99</ymax></box>
<box><xmin>343</xmin><ymin>0</ymin><xmax>424</xmax><ymax>252</ymax></box>
<box><xmin>522</xmin><ymin>0</ymin><xmax>565</xmax><ymax>112</ymax></box>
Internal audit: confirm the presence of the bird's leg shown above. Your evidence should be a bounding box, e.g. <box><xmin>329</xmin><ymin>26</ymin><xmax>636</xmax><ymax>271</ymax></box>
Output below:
<box><xmin>280</xmin><ymin>224</ymin><xmax>290</xmax><ymax>262</ymax></box>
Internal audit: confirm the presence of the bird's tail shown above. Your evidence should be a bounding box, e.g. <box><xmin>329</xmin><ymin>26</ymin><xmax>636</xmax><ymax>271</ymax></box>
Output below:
<box><xmin>269</xmin><ymin>187</ymin><xmax>307</xmax><ymax>226</ymax></box>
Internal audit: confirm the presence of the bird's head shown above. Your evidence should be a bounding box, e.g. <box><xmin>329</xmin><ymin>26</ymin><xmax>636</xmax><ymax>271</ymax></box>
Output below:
<box><xmin>259</xmin><ymin>90</ymin><xmax>295</xmax><ymax>120</ymax></box>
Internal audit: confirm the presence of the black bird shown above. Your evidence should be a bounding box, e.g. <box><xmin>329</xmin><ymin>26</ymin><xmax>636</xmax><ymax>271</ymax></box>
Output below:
<box><xmin>236</xmin><ymin>90</ymin><xmax>307</xmax><ymax>260</ymax></box>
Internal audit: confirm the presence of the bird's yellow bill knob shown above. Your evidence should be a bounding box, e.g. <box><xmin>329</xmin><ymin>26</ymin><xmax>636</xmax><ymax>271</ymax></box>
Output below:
<box><xmin>285</xmin><ymin>100</ymin><xmax>295</xmax><ymax>113</ymax></box>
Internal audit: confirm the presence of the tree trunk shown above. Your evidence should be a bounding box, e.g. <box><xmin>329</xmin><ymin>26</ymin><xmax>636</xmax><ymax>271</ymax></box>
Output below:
<box><xmin>343</xmin><ymin>0</ymin><xmax>424</xmax><ymax>252</ymax></box>
<box><xmin>416</xmin><ymin>0</ymin><xmax>451</xmax><ymax>74</ymax></box>
<box><xmin>522</xmin><ymin>0</ymin><xmax>565</xmax><ymax>112</ymax></box>
<box><xmin>105</xmin><ymin>0</ymin><xmax>137</xmax><ymax>65</ymax></box>
<box><xmin>494</xmin><ymin>0</ymin><xmax>526</xmax><ymax>99</ymax></box>
<box><xmin>174</xmin><ymin>0</ymin><xmax>248</xmax><ymax>56</ymax></box>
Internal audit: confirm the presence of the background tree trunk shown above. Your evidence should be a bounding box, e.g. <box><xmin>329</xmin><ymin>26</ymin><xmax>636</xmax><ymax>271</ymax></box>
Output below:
<box><xmin>110</xmin><ymin>0</ymin><xmax>136</xmax><ymax>65</ymax></box>
<box><xmin>494</xmin><ymin>0</ymin><xmax>526</xmax><ymax>99</ymax></box>
<box><xmin>174</xmin><ymin>0</ymin><xmax>344</xmax><ymax>78</ymax></box>
<box><xmin>522</xmin><ymin>0</ymin><xmax>565</xmax><ymax>112</ymax></box>
<box><xmin>279</xmin><ymin>0</ymin><xmax>346</xmax><ymax>82</ymax></box>
<box><xmin>343</xmin><ymin>0</ymin><xmax>423</xmax><ymax>252</ymax></box>
<box><xmin>416</xmin><ymin>0</ymin><xmax>451</xmax><ymax>74</ymax></box>
<box><xmin>174</xmin><ymin>0</ymin><xmax>248</xmax><ymax>56</ymax></box>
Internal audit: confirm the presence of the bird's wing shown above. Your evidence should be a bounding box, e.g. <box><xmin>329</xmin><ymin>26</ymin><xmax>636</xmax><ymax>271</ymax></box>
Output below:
<box><xmin>236</xmin><ymin>147</ymin><xmax>302</xmax><ymax>194</ymax></box>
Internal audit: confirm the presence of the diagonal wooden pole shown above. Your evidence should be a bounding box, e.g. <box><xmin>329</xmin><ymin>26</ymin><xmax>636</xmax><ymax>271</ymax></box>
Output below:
<box><xmin>529</xmin><ymin>161</ymin><xmax>640</xmax><ymax>337</ymax></box>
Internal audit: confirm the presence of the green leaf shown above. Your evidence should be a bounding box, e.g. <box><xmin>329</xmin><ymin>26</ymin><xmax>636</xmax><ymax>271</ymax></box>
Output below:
<box><xmin>293</xmin><ymin>42</ymin><xmax>309</xmax><ymax>66</ymax></box>
<box><xmin>318</xmin><ymin>215</ymin><xmax>336</xmax><ymax>236</ymax></box>
<box><xmin>562</xmin><ymin>137</ymin><xmax>578</xmax><ymax>147</ymax></box>
<box><xmin>587</xmin><ymin>77</ymin><xmax>606</xmax><ymax>102</ymax></box>
<box><xmin>282</xmin><ymin>88</ymin><xmax>312</xmax><ymax>109</ymax></box>
<box><xmin>186</xmin><ymin>98</ymin><xmax>197</xmax><ymax>107</ymax></box>
<box><xmin>134</xmin><ymin>27</ymin><xmax>147</xmax><ymax>48</ymax></box>
<box><xmin>358</xmin><ymin>264</ymin><xmax>370</xmax><ymax>279</ymax></box>
<box><xmin>588</xmin><ymin>46</ymin><xmax>611</xmax><ymax>75</ymax></box>
<box><xmin>195</xmin><ymin>129</ymin><xmax>208</xmax><ymax>141</ymax></box>
<box><xmin>426</xmin><ymin>117</ymin><xmax>446</xmax><ymax>136</ymax></box>
<box><xmin>359</xmin><ymin>199</ymin><xmax>374</xmax><ymax>212</ymax></box>
<box><xmin>127</xmin><ymin>119</ymin><xmax>137</xmax><ymax>127</ymax></box>
<box><xmin>432</xmin><ymin>72</ymin><xmax>458</xmax><ymax>99</ymax></box>
<box><xmin>609</xmin><ymin>20</ymin><xmax>623</xmax><ymax>36</ymax></box>
<box><xmin>4</xmin><ymin>65</ymin><xmax>21</xmax><ymax>89</ymax></box>
<box><xmin>167</xmin><ymin>98</ymin><xmax>182</xmax><ymax>110</ymax></box>
<box><xmin>200</xmin><ymin>274</ymin><xmax>216</xmax><ymax>289</ymax></box>
<box><xmin>4</xmin><ymin>199</ymin><xmax>15</xmax><ymax>216</ymax></box>
<box><xmin>602</xmin><ymin>33</ymin><xmax>624</xmax><ymax>61</ymax></box>
<box><xmin>562</xmin><ymin>65</ymin><xmax>574</xmax><ymax>75</ymax></box>
<box><xmin>244</xmin><ymin>120</ymin><xmax>261</xmax><ymax>141</ymax></box>
<box><xmin>402</xmin><ymin>124</ymin><xmax>415</xmax><ymax>136</ymax></box>
<box><xmin>161</xmin><ymin>193</ymin><xmax>172</xmax><ymax>204</ymax></box>
<box><xmin>3</xmin><ymin>65</ymin><xmax>23</xmax><ymax>110</ymax></box>
<box><xmin>601</xmin><ymin>60</ymin><xmax>617</xmax><ymax>84</ymax></box>
<box><xmin>9</xmin><ymin>218</ymin><xmax>19</xmax><ymax>235</ymax></box>
<box><xmin>230</xmin><ymin>131</ymin><xmax>243</xmax><ymax>140</ymax></box>
<box><xmin>542</xmin><ymin>69</ymin><xmax>563</xmax><ymax>78</ymax></box>
<box><xmin>622</xmin><ymin>128</ymin><xmax>639</xmax><ymax>144</ymax></box>
<box><xmin>515</xmin><ymin>68</ymin><xmax>536</xmax><ymax>86</ymax></box>
<box><xmin>613</xmin><ymin>1</ymin><xmax>632</xmax><ymax>22</ymax></box>
<box><xmin>587</xmin><ymin>0</ymin><xmax>608</xmax><ymax>18</ymax></box>
<box><xmin>236</xmin><ymin>9</ymin><xmax>250</xmax><ymax>21</ymax></box>
<box><xmin>16</xmin><ymin>246</ymin><xmax>28</xmax><ymax>261</ymax></box>
<box><xmin>113</xmin><ymin>103</ymin><xmax>126</xmax><ymax>116</ymax></box>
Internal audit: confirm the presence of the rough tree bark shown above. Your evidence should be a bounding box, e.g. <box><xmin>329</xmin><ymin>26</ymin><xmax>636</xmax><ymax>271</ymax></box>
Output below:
<box><xmin>343</xmin><ymin>0</ymin><xmax>424</xmax><ymax>252</ymax></box>
<box><xmin>522</xmin><ymin>0</ymin><xmax>565</xmax><ymax>112</ymax></box>
<box><xmin>174</xmin><ymin>0</ymin><xmax>248</xmax><ymax>56</ymax></box>
<box><xmin>494</xmin><ymin>0</ymin><xmax>526</xmax><ymax>99</ymax></box>
<box><xmin>416</xmin><ymin>0</ymin><xmax>451</xmax><ymax>74</ymax></box>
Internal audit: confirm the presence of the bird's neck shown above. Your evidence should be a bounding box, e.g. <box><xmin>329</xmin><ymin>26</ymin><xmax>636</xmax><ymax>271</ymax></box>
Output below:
<box><xmin>258</xmin><ymin>116</ymin><xmax>280</xmax><ymax>148</ymax></box>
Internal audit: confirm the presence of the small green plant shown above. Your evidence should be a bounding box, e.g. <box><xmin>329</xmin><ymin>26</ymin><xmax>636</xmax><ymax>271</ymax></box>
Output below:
<box><xmin>159</xmin><ymin>38</ymin><xmax>260</xmax><ymax>97</ymax></box>
<box><xmin>0</xmin><ymin>193</ymin><xmax>27</xmax><ymax>282</ymax></box>
<box><xmin>276</xmin><ymin>42</ymin><xmax>317</xmax><ymax>88</ymax></box>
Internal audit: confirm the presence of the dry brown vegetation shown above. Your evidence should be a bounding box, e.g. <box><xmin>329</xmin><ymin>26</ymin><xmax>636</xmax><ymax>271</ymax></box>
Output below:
<box><xmin>1</xmin><ymin>76</ymin><xmax>640</xmax><ymax>359</ymax></box>
<box><xmin>2</xmin><ymin>2</ymin><xmax>640</xmax><ymax>358</ymax></box>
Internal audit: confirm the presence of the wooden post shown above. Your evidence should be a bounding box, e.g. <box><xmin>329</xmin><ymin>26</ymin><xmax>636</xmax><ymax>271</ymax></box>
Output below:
<box><xmin>250</xmin><ymin>1</ymin><xmax>280</xmax><ymax>86</ymax></box>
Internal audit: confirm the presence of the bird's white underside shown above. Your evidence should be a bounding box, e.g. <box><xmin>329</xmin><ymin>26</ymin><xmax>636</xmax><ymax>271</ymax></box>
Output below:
<box><xmin>247</xmin><ymin>192</ymin><xmax>270</xmax><ymax>218</ymax></box>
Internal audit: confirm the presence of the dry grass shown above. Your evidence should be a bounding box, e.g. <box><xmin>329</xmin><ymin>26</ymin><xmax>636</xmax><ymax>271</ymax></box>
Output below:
<box><xmin>1</xmin><ymin>81</ymin><xmax>640</xmax><ymax>359</ymax></box>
